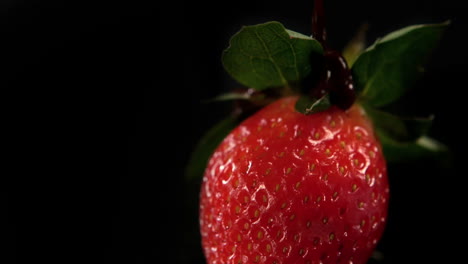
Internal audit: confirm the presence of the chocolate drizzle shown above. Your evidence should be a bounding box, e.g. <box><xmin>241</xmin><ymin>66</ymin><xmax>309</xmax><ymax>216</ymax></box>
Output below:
<box><xmin>311</xmin><ymin>0</ymin><xmax>356</xmax><ymax>110</ymax></box>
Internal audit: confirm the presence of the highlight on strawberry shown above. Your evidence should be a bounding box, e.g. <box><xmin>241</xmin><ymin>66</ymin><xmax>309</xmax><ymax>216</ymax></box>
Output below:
<box><xmin>187</xmin><ymin>1</ymin><xmax>449</xmax><ymax>263</ymax></box>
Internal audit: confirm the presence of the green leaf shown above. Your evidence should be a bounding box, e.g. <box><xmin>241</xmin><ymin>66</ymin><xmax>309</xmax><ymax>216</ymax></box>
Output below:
<box><xmin>378</xmin><ymin>133</ymin><xmax>449</xmax><ymax>163</ymax></box>
<box><xmin>361</xmin><ymin>103</ymin><xmax>447</xmax><ymax>162</ymax></box>
<box><xmin>295</xmin><ymin>94</ymin><xmax>331</xmax><ymax>115</ymax></box>
<box><xmin>363</xmin><ymin>104</ymin><xmax>433</xmax><ymax>142</ymax></box>
<box><xmin>222</xmin><ymin>21</ymin><xmax>323</xmax><ymax>91</ymax></box>
<box><xmin>185</xmin><ymin>116</ymin><xmax>238</xmax><ymax>181</ymax></box>
<box><xmin>352</xmin><ymin>22</ymin><xmax>449</xmax><ymax>107</ymax></box>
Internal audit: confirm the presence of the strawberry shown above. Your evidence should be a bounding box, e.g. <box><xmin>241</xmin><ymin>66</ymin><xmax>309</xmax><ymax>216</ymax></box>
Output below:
<box><xmin>199</xmin><ymin>96</ymin><xmax>388</xmax><ymax>264</ymax></box>
<box><xmin>190</xmin><ymin>1</ymin><xmax>448</xmax><ymax>263</ymax></box>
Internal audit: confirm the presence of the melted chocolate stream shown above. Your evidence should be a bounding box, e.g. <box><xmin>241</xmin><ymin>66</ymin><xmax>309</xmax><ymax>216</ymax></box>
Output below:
<box><xmin>312</xmin><ymin>0</ymin><xmax>356</xmax><ymax>110</ymax></box>
<box><xmin>312</xmin><ymin>0</ymin><xmax>327</xmax><ymax>46</ymax></box>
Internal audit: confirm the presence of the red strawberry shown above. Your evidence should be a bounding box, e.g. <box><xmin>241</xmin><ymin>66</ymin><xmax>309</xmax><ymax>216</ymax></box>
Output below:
<box><xmin>199</xmin><ymin>96</ymin><xmax>389</xmax><ymax>264</ymax></box>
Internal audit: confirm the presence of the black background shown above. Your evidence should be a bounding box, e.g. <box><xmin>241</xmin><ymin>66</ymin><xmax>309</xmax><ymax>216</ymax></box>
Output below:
<box><xmin>2</xmin><ymin>0</ymin><xmax>467</xmax><ymax>263</ymax></box>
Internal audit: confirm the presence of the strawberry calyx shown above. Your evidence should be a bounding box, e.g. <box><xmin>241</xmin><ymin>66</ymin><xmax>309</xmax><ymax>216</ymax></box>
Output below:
<box><xmin>186</xmin><ymin>3</ymin><xmax>450</xmax><ymax>181</ymax></box>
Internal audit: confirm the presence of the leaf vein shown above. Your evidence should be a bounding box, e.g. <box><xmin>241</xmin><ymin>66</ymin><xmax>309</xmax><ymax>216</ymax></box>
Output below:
<box><xmin>270</xmin><ymin>26</ymin><xmax>300</xmax><ymax>80</ymax></box>
<box><xmin>253</xmin><ymin>28</ymin><xmax>289</xmax><ymax>87</ymax></box>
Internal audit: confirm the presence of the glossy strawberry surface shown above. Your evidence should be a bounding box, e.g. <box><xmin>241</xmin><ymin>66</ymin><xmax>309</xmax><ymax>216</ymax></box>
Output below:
<box><xmin>200</xmin><ymin>96</ymin><xmax>389</xmax><ymax>264</ymax></box>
